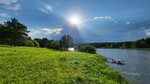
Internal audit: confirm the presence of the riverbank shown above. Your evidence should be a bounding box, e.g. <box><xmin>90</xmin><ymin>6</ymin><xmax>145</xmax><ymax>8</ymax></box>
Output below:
<box><xmin>0</xmin><ymin>47</ymin><xmax>126</xmax><ymax>83</ymax></box>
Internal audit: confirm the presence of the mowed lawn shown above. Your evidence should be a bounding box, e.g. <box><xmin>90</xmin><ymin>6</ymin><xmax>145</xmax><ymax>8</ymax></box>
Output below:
<box><xmin>0</xmin><ymin>47</ymin><xmax>126</xmax><ymax>84</ymax></box>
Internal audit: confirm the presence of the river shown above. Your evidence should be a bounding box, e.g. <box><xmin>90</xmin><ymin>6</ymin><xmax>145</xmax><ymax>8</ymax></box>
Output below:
<box><xmin>97</xmin><ymin>49</ymin><xmax>150</xmax><ymax>84</ymax></box>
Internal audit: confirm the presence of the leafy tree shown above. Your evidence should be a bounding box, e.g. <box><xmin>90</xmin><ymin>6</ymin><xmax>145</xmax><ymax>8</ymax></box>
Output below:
<box><xmin>145</xmin><ymin>38</ymin><xmax>150</xmax><ymax>47</ymax></box>
<box><xmin>32</xmin><ymin>40</ymin><xmax>39</xmax><ymax>47</ymax></box>
<box><xmin>0</xmin><ymin>24</ymin><xmax>6</xmax><ymax>44</ymax></box>
<box><xmin>3</xmin><ymin>18</ymin><xmax>29</xmax><ymax>46</ymax></box>
<box><xmin>60</xmin><ymin>35</ymin><xmax>73</xmax><ymax>50</ymax></box>
<box><xmin>34</xmin><ymin>38</ymin><xmax>41</xmax><ymax>46</ymax></box>
<box><xmin>47</xmin><ymin>40</ymin><xmax>60</xmax><ymax>49</ymax></box>
<box><xmin>130</xmin><ymin>42</ymin><xmax>136</xmax><ymax>48</ymax></box>
<box><xmin>25</xmin><ymin>40</ymin><xmax>34</xmax><ymax>47</ymax></box>
<box><xmin>40</xmin><ymin>38</ymin><xmax>50</xmax><ymax>47</ymax></box>
<box><xmin>122</xmin><ymin>42</ymin><xmax>131</xmax><ymax>48</ymax></box>
<box><xmin>140</xmin><ymin>38</ymin><xmax>146</xmax><ymax>48</ymax></box>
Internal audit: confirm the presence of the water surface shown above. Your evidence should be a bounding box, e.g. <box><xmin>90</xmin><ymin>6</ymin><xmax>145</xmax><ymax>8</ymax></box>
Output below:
<box><xmin>97</xmin><ymin>49</ymin><xmax>150</xmax><ymax>84</ymax></box>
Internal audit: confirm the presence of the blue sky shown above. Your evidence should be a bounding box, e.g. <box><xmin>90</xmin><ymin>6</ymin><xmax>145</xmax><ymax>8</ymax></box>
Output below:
<box><xmin>0</xmin><ymin>0</ymin><xmax>150</xmax><ymax>42</ymax></box>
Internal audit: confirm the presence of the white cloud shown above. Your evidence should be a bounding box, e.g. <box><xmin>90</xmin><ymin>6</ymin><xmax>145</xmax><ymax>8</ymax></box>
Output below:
<box><xmin>144</xmin><ymin>29</ymin><xmax>150</xmax><ymax>36</ymax></box>
<box><xmin>82</xmin><ymin>16</ymin><xmax>114</xmax><ymax>23</ymax></box>
<box><xmin>39</xmin><ymin>8</ymin><xmax>48</xmax><ymax>14</ymax></box>
<box><xmin>0</xmin><ymin>12</ymin><xmax>7</xmax><ymax>17</ymax></box>
<box><xmin>0</xmin><ymin>0</ymin><xmax>20</xmax><ymax>11</ymax></box>
<box><xmin>39</xmin><ymin>3</ymin><xmax>52</xmax><ymax>14</ymax></box>
<box><xmin>3</xmin><ymin>4</ymin><xmax>20</xmax><ymax>11</ymax></box>
<box><xmin>0</xmin><ymin>0</ymin><xmax>17</xmax><ymax>5</ymax></box>
<box><xmin>29</xmin><ymin>28</ymin><xmax>63</xmax><ymax>37</ymax></box>
<box><xmin>126</xmin><ymin>21</ymin><xmax>133</xmax><ymax>25</ymax></box>
<box><xmin>94</xmin><ymin>16</ymin><xmax>113</xmax><ymax>20</ymax></box>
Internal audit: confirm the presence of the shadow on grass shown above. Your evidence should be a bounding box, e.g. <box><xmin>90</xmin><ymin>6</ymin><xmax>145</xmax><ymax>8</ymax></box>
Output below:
<box><xmin>46</xmin><ymin>47</ymin><xmax>68</xmax><ymax>52</ymax></box>
<box><xmin>0</xmin><ymin>45</ymin><xmax>11</xmax><ymax>47</ymax></box>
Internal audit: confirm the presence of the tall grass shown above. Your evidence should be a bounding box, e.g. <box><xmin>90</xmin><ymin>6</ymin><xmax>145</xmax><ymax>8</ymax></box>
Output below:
<box><xmin>0</xmin><ymin>47</ymin><xmax>126</xmax><ymax>84</ymax></box>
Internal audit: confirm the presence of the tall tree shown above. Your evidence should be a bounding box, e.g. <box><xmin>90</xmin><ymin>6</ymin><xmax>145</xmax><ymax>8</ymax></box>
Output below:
<box><xmin>60</xmin><ymin>35</ymin><xmax>73</xmax><ymax>50</ymax></box>
<box><xmin>40</xmin><ymin>38</ymin><xmax>50</xmax><ymax>47</ymax></box>
<box><xmin>4</xmin><ymin>18</ymin><xmax>29</xmax><ymax>46</ymax></box>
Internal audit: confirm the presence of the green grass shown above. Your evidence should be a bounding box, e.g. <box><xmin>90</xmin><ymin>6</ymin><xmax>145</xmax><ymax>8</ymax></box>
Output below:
<box><xmin>0</xmin><ymin>47</ymin><xmax>126</xmax><ymax>84</ymax></box>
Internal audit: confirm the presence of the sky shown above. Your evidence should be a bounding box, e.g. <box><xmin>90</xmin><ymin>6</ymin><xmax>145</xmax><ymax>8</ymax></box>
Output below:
<box><xmin>0</xmin><ymin>0</ymin><xmax>150</xmax><ymax>43</ymax></box>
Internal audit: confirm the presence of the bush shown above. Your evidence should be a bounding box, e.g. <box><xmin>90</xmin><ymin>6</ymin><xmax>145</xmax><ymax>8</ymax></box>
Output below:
<box><xmin>25</xmin><ymin>40</ymin><xmax>39</xmax><ymax>47</ymax></box>
<box><xmin>32</xmin><ymin>40</ymin><xmax>39</xmax><ymax>47</ymax></box>
<box><xmin>26</xmin><ymin>40</ymin><xmax>34</xmax><ymax>47</ymax></box>
<box><xmin>47</xmin><ymin>40</ymin><xmax>60</xmax><ymax>49</ymax></box>
<box><xmin>76</xmin><ymin>45</ymin><xmax>96</xmax><ymax>54</ymax></box>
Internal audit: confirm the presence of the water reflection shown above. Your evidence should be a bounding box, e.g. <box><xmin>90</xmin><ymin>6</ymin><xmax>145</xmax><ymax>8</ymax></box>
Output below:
<box><xmin>97</xmin><ymin>49</ymin><xmax>150</xmax><ymax>84</ymax></box>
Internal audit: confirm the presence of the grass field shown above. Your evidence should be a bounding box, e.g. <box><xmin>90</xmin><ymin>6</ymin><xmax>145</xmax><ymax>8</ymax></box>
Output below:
<box><xmin>0</xmin><ymin>46</ymin><xmax>126</xmax><ymax>84</ymax></box>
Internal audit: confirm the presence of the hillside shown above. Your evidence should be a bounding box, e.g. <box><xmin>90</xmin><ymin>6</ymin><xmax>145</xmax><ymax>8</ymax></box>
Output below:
<box><xmin>0</xmin><ymin>47</ymin><xmax>126</xmax><ymax>84</ymax></box>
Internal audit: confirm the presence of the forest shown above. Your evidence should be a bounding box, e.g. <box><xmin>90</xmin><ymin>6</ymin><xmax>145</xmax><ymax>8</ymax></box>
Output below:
<box><xmin>86</xmin><ymin>38</ymin><xmax>150</xmax><ymax>48</ymax></box>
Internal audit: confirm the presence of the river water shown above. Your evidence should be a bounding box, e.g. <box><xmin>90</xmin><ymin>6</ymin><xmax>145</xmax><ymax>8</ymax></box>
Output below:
<box><xmin>97</xmin><ymin>49</ymin><xmax>150</xmax><ymax>84</ymax></box>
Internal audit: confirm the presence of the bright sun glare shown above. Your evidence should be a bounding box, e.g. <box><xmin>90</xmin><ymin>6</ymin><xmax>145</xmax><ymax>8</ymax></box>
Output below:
<box><xmin>69</xmin><ymin>15</ymin><xmax>80</xmax><ymax>25</ymax></box>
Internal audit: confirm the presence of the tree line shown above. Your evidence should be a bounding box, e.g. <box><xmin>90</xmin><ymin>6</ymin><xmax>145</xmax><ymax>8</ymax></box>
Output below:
<box><xmin>0</xmin><ymin>18</ymin><xmax>73</xmax><ymax>50</ymax></box>
<box><xmin>86</xmin><ymin>38</ymin><xmax>150</xmax><ymax>49</ymax></box>
<box><xmin>34</xmin><ymin>35</ymin><xmax>73</xmax><ymax>50</ymax></box>
<box><xmin>0</xmin><ymin>18</ymin><xmax>98</xmax><ymax>53</ymax></box>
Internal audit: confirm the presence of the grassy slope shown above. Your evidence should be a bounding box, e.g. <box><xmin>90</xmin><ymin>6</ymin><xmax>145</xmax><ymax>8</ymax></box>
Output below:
<box><xmin>0</xmin><ymin>47</ymin><xmax>126</xmax><ymax>84</ymax></box>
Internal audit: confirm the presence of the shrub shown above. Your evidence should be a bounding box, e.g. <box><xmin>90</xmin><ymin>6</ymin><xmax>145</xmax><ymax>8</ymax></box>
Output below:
<box><xmin>25</xmin><ymin>40</ymin><xmax>39</xmax><ymax>47</ymax></box>
<box><xmin>26</xmin><ymin>40</ymin><xmax>34</xmax><ymax>47</ymax></box>
<box><xmin>47</xmin><ymin>40</ymin><xmax>60</xmax><ymax>49</ymax></box>
<box><xmin>32</xmin><ymin>40</ymin><xmax>39</xmax><ymax>47</ymax></box>
<box><xmin>76</xmin><ymin>44</ymin><xmax>96</xmax><ymax>54</ymax></box>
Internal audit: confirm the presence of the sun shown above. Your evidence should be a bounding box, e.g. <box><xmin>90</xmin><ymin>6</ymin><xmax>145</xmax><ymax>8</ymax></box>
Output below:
<box><xmin>69</xmin><ymin>15</ymin><xmax>80</xmax><ymax>25</ymax></box>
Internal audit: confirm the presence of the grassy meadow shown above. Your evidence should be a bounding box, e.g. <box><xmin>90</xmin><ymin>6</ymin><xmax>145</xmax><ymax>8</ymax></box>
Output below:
<box><xmin>0</xmin><ymin>46</ymin><xmax>126</xmax><ymax>84</ymax></box>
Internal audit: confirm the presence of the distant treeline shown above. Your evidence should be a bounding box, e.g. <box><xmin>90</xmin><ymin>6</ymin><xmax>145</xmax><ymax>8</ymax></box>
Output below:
<box><xmin>85</xmin><ymin>38</ymin><xmax>150</xmax><ymax>48</ymax></box>
<box><xmin>34</xmin><ymin>35</ymin><xmax>73</xmax><ymax>50</ymax></box>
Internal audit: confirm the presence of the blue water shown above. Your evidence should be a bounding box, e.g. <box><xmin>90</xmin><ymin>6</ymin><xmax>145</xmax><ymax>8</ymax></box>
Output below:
<box><xmin>97</xmin><ymin>49</ymin><xmax>150</xmax><ymax>84</ymax></box>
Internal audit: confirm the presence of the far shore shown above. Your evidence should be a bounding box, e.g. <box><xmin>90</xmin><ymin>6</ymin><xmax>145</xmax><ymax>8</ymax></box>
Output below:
<box><xmin>96</xmin><ymin>48</ymin><xmax>150</xmax><ymax>50</ymax></box>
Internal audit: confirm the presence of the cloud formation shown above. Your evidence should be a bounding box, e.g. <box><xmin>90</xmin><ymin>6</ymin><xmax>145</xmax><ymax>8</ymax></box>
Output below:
<box><xmin>0</xmin><ymin>0</ymin><xmax>17</xmax><ymax>5</ymax></box>
<box><xmin>0</xmin><ymin>0</ymin><xmax>20</xmax><ymax>11</ymax></box>
<box><xmin>82</xmin><ymin>16</ymin><xmax>115</xmax><ymax>24</ymax></box>
<box><xmin>144</xmin><ymin>29</ymin><xmax>150</xmax><ymax>35</ymax></box>
<box><xmin>126</xmin><ymin>21</ymin><xmax>133</xmax><ymax>25</ymax></box>
<box><xmin>39</xmin><ymin>3</ymin><xmax>52</xmax><ymax>14</ymax></box>
<box><xmin>0</xmin><ymin>12</ymin><xmax>7</xmax><ymax>17</ymax></box>
<box><xmin>94</xmin><ymin>16</ymin><xmax>113</xmax><ymax>20</ymax></box>
<box><xmin>29</xmin><ymin>28</ymin><xmax>63</xmax><ymax>37</ymax></box>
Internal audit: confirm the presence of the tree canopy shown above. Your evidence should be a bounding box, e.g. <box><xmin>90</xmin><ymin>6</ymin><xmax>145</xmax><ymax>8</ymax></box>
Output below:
<box><xmin>0</xmin><ymin>18</ymin><xmax>29</xmax><ymax>46</ymax></box>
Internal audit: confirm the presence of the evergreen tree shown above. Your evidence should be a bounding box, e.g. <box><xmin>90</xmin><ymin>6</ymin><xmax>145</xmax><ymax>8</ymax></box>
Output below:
<box><xmin>0</xmin><ymin>18</ymin><xmax>29</xmax><ymax>46</ymax></box>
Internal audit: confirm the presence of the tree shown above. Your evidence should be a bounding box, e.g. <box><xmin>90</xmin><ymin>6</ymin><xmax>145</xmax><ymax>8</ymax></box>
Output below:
<box><xmin>0</xmin><ymin>24</ymin><xmax>6</xmax><ymax>44</ymax></box>
<box><xmin>47</xmin><ymin>40</ymin><xmax>60</xmax><ymax>49</ymax></box>
<box><xmin>60</xmin><ymin>35</ymin><xmax>73</xmax><ymax>50</ymax></box>
<box><xmin>3</xmin><ymin>18</ymin><xmax>29</xmax><ymax>46</ymax></box>
<box><xmin>25</xmin><ymin>40</ymin><xmax>34</xmax><ymax>47</ymax></box>
<box><xmin>40</xmin><ymin>38</ymin><xmax>50</xmax><ymax>47</ymax></box>
<box><xmin>32</xmin><ymin>40</ymin><xmax>39</xmax><ymax>47</ymax></box>
<box><xmin>122</xmin><ymin>42</ymin><xmax>131</xmax><ymax>48</ymax></box>
<box><xmin>145</xmin><ymin>38</ymin><xmax>150</xmax><ymax>48</ymax></box>
<box><xmin>131</xmin><ymin>42</ymin><xmax>136</xmax><ymax>48</ymax></box>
